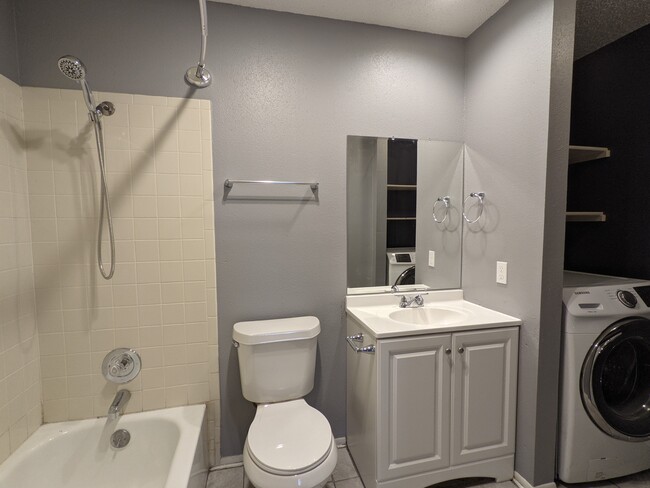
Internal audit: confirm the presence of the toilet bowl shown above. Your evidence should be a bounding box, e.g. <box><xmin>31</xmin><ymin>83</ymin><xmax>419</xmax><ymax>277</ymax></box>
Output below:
<box><xmin>233</xmin><ymin>316</ymin><xmax>337</xmax><ymax>488</ymax></box>
<box><xmin>243</xmin><ymin>400</ymin><xmax>337</xmax><ymax>488</ymax></box>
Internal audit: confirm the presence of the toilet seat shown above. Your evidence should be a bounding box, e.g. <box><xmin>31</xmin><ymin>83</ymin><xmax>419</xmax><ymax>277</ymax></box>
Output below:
<box><xmin>247</xmin><ymin>399</ymin><xmax>333</xmax><ymax>475</ymax></box>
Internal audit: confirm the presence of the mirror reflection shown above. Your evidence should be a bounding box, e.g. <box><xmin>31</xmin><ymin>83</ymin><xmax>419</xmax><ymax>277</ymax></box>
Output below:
<box><xmin>346</xmin><ymin>136</ymin><xmax>463</xmax><ymax>293</ymax></box>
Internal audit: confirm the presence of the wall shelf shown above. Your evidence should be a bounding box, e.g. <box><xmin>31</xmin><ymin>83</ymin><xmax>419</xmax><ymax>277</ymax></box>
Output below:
<box><xmin>566</xmin><ymin>212</ymin><xmax>607</xmax><ymax>222</ymax></box>
<box><xmin>569</xmin><ymin>145</ymin><xmax>611</xmax><ymax>164</ymax></box>
<box><xmin>387</xmin><ymin>184</ymin><xmax>417</xmax><ymax>191</ymax></box>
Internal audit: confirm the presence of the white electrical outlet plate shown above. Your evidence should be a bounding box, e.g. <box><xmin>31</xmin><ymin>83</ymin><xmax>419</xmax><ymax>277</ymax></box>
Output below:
<box><xmin>429</xmin><ymin>251</ymin><xmax>435</xmax><ymax>267</ymax></box>
<box><xmin>496</xmin><ymin>261</ymin><xmax>508</xmax><ymax>284</ymax></box>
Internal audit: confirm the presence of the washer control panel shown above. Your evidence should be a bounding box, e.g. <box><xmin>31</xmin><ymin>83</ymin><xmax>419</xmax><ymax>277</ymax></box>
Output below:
<box><xmin>564</xmin><ymin>283</ymin><xmax>650</xmax><ymax>317</ymax></box>
<box><xmin>617</xmin><ymin>289</ymin><xmax>638</xmax><ymax>308</ymax></box>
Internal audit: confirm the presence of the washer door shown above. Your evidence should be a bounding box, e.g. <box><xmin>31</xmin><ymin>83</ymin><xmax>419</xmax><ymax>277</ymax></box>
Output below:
<box><xmin>581</xmin><ymin>317</ymin><xmax>650</xmax><ymax>441</ymax></box>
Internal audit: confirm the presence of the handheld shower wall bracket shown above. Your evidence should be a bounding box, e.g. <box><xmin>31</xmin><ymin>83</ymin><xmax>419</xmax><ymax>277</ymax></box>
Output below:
<box><xmin>97</xmin><ymin>101</ymin><xmax>116</xmax><ymax>116</ymax></box>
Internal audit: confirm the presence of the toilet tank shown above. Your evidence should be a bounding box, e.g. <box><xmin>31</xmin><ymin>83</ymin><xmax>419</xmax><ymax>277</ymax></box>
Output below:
<box><xmin>233</xmin><ymin>316</ymin><xmax>320</xmax><ymax>403</ymax></box>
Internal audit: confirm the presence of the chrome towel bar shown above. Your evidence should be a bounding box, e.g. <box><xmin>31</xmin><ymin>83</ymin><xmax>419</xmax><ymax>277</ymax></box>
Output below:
<box><xmin>224</xmin><ymin>179</ymin><xmax>319</xmax><ymax>191</ymax></box>
<box><xmin>346</xmin><ymin>333</ymin><xmax>376</xmax><ymax>354</ymax></box>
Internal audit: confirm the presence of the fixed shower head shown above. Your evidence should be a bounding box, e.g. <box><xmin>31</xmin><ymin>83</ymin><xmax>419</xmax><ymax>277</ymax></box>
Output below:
<box><xmin>56</xmin><ymin>55</ymin><xmax>97</xmax><ymax>114</ymax></box>
<box><xmin>57</xmin><ymin>55</ymin><xmax>87</xmax><ymax>81</ymax></box>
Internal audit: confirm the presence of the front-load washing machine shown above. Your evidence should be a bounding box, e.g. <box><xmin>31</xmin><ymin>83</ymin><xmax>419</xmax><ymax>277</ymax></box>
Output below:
<box><xmin>558</xmin><ymin>271</ymin><xmax>650</xmax><ymax>483</ymax></box>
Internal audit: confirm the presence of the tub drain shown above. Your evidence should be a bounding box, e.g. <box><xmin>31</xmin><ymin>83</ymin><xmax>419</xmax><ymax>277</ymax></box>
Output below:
<box><xmin>111</xmin><ymin>429</ymin><xmax>131</xmax><ymax>449</ymax></box>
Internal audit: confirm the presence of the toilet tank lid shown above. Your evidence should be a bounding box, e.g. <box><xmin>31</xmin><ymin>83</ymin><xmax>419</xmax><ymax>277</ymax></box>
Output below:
<box><xmin>233</xmin><ymin>316</ymin><xmax>320</xmax><ymax>345</ymax></box>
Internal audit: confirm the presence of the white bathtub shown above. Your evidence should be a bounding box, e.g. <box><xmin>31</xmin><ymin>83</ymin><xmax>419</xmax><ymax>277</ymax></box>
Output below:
<box><xmin>0</xmin><ymin>405</ymin><xmax>208</xmax><ymax>488</ymax></box>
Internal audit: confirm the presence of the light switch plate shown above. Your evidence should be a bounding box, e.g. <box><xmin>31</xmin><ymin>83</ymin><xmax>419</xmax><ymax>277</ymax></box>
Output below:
<box><xmin>496</xmin><ymin>261</ymin><xmax>508</xmax><ymax>284</ymax></box>
<box><xmin>429</xmin><ymin>251</ymin><xmax>435</xmax><ymax>268</ymax></box>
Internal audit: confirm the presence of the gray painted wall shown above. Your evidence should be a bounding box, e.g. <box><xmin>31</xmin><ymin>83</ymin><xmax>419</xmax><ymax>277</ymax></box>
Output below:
<box><xmin>14</xmin><ymin>0</ymin><xmax>465</xmax><ymax>456</ymax></box>
<box><xmin>535</xmin><ymin>1</ymin><xmax>576</xmax><ymax>482</ymax></box>
<box><xmin>12</xmin><ymin>0</ymin><xmax>576</xmax><ymax>471</ymax></box>
<box><xmin>463</xmin><ymin>0</ymin><xmax>575</xmax><ymax>485</ymax></box>
<box><xmin>15</xmin><ymin>0</ymin><xmax>206</xmax><ymax>98</ymax></box>
<box><xmin>347</xmin><ymin>137</ymin><xmax>379</xmax><ymax>288</ymax></box>
<box><xmin>211</xmin><ymin>9</ymin><xmax>465</xmax><ymax>455</ymax></box>
<box><xmin>415</xmin><ymin>141</ymin><xmax>463</xmax><ymax>289</ymax></box>
<box><xmin>0</xmin><ymin>0</ymin><xmax>19</xmax><ymax>83</ymax></box>
<box><xmin>375</xmin><ymin>139</ymin><xmax>388</xmax><ymax>287</ymax></box>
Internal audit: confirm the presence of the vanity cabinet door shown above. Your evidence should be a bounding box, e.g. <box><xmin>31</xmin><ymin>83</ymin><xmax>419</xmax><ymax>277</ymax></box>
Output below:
<box><xmin>377</xmin><ymin>334</ymin><xmax>452</xmax><ymax>481</ymax></box>
<box><xmin>450</xmin><ymin>327</ymin><xmax>518</xmax><ymax>466</ymax></box>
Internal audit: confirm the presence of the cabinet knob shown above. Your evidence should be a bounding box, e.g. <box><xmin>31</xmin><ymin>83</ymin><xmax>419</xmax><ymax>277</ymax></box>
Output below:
<box><xmin>458</xmin><ymin>347</ymin><xmax>465</xmax><ymax>354</ymax></box>
<box><xmin>445</xmin><ymin>348</ymin><xmax>452</xmax><ymax>355</ymax></box>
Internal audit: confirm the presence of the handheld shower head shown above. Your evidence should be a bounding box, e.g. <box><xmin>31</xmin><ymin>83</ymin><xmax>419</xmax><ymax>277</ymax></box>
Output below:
<box><xmin>57</xmin><ymin>55</ymin><xmax>97</xmax><ymax>113</ymax></box>
<box><xmin>57</xmin><ymin>55</ymin><xmax>87</xmax><ymax>81</ymax></box>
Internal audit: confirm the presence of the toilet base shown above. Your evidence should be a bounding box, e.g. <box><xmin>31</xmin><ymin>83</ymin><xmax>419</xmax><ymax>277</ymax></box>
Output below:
<box><xmin>243</xmin><ymin>436</ymin><xmax>338</xmax><ymax>488</ymax></box>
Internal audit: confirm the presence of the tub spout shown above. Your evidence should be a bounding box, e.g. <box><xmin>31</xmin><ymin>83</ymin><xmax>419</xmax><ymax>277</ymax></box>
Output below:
<box><xmin>108</xmin><ymin>389</ymin><xmax>131</xmax><ymax>421</ymax></box>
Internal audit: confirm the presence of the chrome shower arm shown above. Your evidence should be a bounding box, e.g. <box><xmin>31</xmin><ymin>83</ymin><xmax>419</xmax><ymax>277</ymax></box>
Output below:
<box><xmin>185</xmin><ymin>0</ymin><xmax>212</xmax><ymax>88</ymax></box>
<box><xmin>198</xmin><ymin>0</ymin><xmax>208</xmax><ymax>67</ymax></box>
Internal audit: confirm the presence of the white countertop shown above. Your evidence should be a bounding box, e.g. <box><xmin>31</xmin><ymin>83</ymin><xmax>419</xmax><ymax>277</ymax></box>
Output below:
<box><xmin>346</xmin><ymin>289</ymin><xmax>521</xmax><ymax>339</ymax></box>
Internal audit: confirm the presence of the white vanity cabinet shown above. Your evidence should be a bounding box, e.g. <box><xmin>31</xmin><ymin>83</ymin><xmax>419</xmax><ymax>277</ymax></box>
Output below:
<box><xmin>347</xmin><ymin>317</ymin><xmax>519</xmax><ymax>488</ymax></box>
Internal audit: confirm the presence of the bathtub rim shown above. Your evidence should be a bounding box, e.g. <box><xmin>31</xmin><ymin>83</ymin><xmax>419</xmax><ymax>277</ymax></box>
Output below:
<box><xmin>0</xmin><ymin>404</ymin><xmax>208</xmax><ymax>488</ymax></box>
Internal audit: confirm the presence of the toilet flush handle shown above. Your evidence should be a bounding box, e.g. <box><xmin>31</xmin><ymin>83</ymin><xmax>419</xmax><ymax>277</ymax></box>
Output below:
<box><xmin>232</xmin><ymin>340</ymin><xmax>240</xmax><ymax>348</ymax></box>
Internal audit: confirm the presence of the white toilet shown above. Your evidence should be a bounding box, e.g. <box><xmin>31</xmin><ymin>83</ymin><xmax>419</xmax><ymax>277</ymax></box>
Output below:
<box><xmin>233</xmin><ymin>316</ymin><xmax>337</xmax><ymax>488</ymax></box>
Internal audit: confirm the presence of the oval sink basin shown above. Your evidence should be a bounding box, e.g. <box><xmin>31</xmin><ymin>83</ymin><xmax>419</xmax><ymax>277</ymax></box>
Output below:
<box><xmin>389</xmin><ymin>307</ymin><xmax>467</xmax><ymax>326</ymax></box>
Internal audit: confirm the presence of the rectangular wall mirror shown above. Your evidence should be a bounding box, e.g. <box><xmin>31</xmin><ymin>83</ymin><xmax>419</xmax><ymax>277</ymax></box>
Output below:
<box><xmin>346</xmin><ymin>136</ymin><xmax>464</xmax><ymax>294</ymax></box>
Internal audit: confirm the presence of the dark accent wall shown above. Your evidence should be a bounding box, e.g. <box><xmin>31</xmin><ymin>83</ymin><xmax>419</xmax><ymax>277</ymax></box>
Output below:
<box><xmin>0</xmin><ymin>0</ymin><xmax>20</xmax><ymax>82</ymax></box>
<box><xmin>566</xmin><ymin>24</ymin><xmax>650</xmax><ymax>278</ymax></box>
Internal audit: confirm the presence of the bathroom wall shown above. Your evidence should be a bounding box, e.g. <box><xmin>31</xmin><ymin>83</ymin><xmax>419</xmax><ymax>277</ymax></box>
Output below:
<box><xmin>0</xmin><ymin>74</ymin><xmax>42</xmax><ymax>462</ymax></box>
<box><xmin>463</xmin><ymin>0</ymin><xmax>575</xmax><ymax>485</ymax></box>
<box><xmin>211</xmin><ymin>8</ymin><xmax>465</xmax><ymax>455</ymax></box>
<box><xmin>566</xmin><ymin>24</ymin><xmax>650</xmax><ymax>278</ymax></box>
<box><xmin>415</xmin><ymin>141</ymin><xmax>463</xmax><ymax>289</ymax></box>
<box><xmin>9</xmin><ymin>0</ymin><xmax>573</xmax><ymax>463</ymax></box>
<box><xmin>0</xmin><ymin>0</ymin><xmax>19</xmax><ymax>83</ymax></box>
<box><xmin>20</xmin><ymin>87</ymin><xmax>219</xmax><ymax>463</ymax></box>
<box><xmin>13</xmin><ymin>0</ymin><xmax>464</xmax><ymax>455</ymax></box>
<box><xmin>346</xmin><ymin>137</ymin><xmax>380</xmax><ymax>289</ymax></box>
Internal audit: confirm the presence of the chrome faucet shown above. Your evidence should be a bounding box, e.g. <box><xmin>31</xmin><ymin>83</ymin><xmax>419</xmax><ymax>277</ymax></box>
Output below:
<box><xmin>398</xmin><ymin>294</ymin><xmax>424</xmax><ymax>308</ymax></box>
<box><xmin>107</xmin><ymin>389</ymin><xmax>131</xmax><ymax>421</ymax></box>
<box><xmin>392</xmin><ymin>285</ymin><xmax>425</xmax><ymax>308</ymax></box>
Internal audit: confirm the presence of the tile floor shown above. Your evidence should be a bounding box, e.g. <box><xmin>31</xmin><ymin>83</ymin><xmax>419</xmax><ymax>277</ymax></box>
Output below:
<box><xmin>557</xmin><ymin>468</ymin><xmax>650</xmax><ymax>488</ymax></box>
<box><xmin>206</xmin><ymin>447</ymin><xmax>650</xmax><ymax>488</ymax></box>
<box><xmin>206</xmin><ymin>447</ymin><xmax>516</xmax><ymax>488</ymax></box>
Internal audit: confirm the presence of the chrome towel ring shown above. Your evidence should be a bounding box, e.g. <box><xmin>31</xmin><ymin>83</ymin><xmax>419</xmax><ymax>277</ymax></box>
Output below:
<box><xmin>462</xmin><ymin>192</ymin><xmax>485</xmax><ymax>224</ymax></box>
<box><xmin>433</xmin><ymin>196</ymin><xmax>451</xmax><ymax>223</ymax></box>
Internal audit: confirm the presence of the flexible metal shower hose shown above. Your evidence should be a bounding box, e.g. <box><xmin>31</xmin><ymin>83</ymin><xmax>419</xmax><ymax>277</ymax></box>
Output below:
<box><xmin>92</xmin><ymin>119</ymin><xmax>115</xmax><ymax>280</ymax></box>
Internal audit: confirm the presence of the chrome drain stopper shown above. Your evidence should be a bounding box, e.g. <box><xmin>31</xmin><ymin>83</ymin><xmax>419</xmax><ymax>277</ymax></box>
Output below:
<box><xmin>110</xmin><ymin>429</ymin><xmax>131</xmax><ymax>449</ymax></box>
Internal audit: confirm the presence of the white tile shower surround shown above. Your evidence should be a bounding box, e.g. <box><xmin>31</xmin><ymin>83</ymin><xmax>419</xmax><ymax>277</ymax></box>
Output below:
<box><xmin>0</xmin><ymin>75</ymin><xmax>42</xmax><ymax>462</ymax></box>
<box><xmin>206</xmin><ymin>451</ymin><xmax>650</xmax><ymax>488</ymax></box>
<box><xmin>19</xmin><ymin>86</ymin><xmax>219</xmax><ymax>464</ymax></box>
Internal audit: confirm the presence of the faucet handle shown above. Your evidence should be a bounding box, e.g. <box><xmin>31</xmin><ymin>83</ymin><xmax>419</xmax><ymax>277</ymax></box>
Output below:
<box><xmin>102</xmin><ymin>348</ymin><xmax>141</xmax><ymax>384</ymax></box>
<box><xmin>414</xmin><ymin>295</ymin><xmax>424</xmax><ymax>306</ymax></box>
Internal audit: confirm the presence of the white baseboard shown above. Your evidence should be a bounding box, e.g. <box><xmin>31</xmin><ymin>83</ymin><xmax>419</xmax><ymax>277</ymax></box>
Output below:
<box><xmin>513</xmin><ymin>471</ymin><xmax>557</xmax><ymax>488</ymax></box>
<box><xmin>216</xmin><ymin>454</ymin><xmax>243</xmax><ymax>467</ymax></box>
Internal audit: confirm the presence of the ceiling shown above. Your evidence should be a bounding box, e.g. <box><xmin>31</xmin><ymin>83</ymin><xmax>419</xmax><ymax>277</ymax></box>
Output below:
<box><xmin>211</xmin><ymin>0</ymin><xmax>650</xmax><ymax>60</ymax></box>
<box><xmin>574</xmin><ymin>0</ymin><xmax>650</xmax><ymax>59</ymax></box>
<box><xmin>210</xmin><ymin>0</ymin><xmax>510</xmax><ymax>38</ymax></box>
